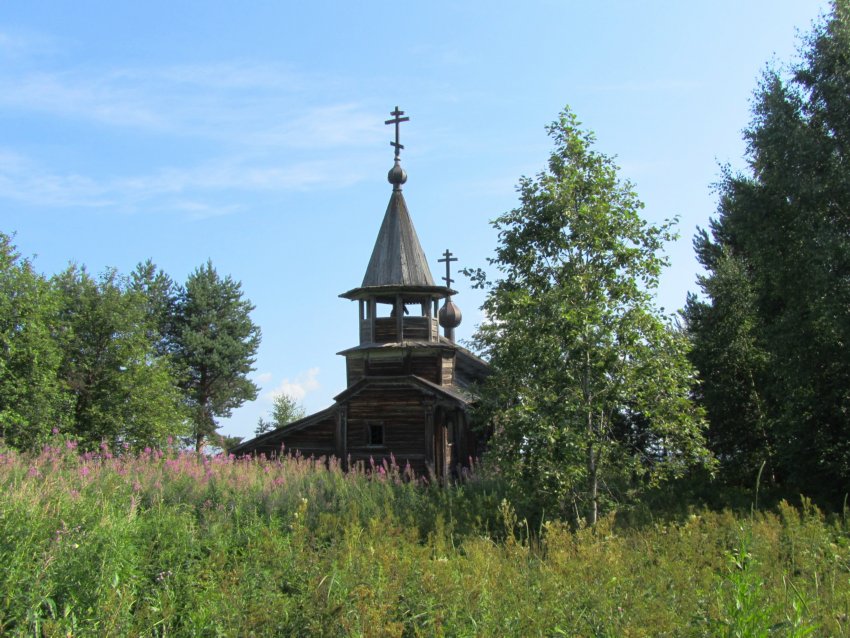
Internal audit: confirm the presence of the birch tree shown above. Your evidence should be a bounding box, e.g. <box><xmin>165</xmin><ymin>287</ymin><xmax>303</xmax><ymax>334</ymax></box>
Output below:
<box><xmin>469</xmin><ymin>109</ymin><xmax>711</xmax><ymax>524</ymax></box>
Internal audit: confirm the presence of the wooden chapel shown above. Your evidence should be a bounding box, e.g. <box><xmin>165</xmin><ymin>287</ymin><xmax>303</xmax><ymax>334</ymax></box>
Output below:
<box><xmin>233</xmin><ymin>108</ymin><xmax>489</xmax><ymax>478</ymax></box>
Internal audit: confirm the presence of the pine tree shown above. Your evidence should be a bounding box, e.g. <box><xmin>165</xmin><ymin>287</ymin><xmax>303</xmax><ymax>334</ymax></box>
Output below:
<box><xmin>172</xmin><ymin>261</ymin><xmax>261</xmax><ymax>451</ymax></box>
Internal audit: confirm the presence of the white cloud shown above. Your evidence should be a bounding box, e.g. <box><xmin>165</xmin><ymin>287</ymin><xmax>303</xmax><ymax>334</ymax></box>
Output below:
<box><xmin>0</xmin><ymin>52</ymin><xmax>385</xmax><ymax>214</ymax></box>
<box><xmin>0</xmin><ymin>150</ymin><xmax>114</xmax><ymax>207</ymax></box>
<box><xmin>265</xmin><ymin>367</ymin><xmax>320</xmax><ymax>402</ymax></box>
<box><xmin>0</xmin><ymin>62</ymin><xmax>380</xmax><ymax>148</ymax></box>
<box><xmin>254</xmin><ymin>372</ymin><xmax>273</xmax><ymax>384</ymax></box>
<box><xmin>580</xmin><ymin>79</ymin><xmax>701</xmax><ymax>94</ymax></box>
<box><xmin>0</xmin><ymin>29</ymin><xmax>57</xmax><ymax>59</ymax></box>
<box><xmin>0</xmin><ymin>147</ymin><xmax>372</xmax><ymax>213</ymax></box>
<box><xmin>0</xmin><ymin>71</ymin><xmax>167</xmax><ymax>129</ymax></box>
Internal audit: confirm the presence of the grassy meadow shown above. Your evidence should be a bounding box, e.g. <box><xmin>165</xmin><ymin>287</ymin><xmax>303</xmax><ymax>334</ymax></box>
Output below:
<box><xmin>1</xmin><ymin>437</ymin><xmax>848</xmax><ymax>637</ymax></box>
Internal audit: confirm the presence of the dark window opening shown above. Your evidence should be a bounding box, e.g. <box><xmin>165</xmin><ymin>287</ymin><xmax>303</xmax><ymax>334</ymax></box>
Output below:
<box><xmin>368</xmin><ymin>424</ymin><xmax>384</xmax><ymax>446</ymax></box>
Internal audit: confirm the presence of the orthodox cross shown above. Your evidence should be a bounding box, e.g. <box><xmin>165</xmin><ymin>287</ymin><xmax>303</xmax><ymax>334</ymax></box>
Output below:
<box><xmin>385</xmin><ymin>106</ymin><xmax>409</xmax><ymax>159</ymax></box>
<box><xmin>438</xmin><ymin>249</ymin><xmax>458</xmax><ymax>288</ymax></box>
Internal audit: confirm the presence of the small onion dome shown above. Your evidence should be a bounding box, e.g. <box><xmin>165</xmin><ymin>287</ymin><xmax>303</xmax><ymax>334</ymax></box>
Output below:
<box><xmin>439</xmin><ymin>299</ymin><xmax>462</xmax><ymax>329</ymax></box>
<box><xmin>388</xmin><ymin>161</ymin><xmax>407</xmax><ymax>187</ymax></box>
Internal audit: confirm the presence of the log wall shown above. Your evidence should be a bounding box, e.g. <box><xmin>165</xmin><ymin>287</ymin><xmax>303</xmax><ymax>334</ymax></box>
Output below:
<box><xmin>440</xmin><ymin>352</ymin><xmax>455</xmax><ymax>386</ymax></box>
<box><xmin>345</xmin><ymin>384</ymin><xmax>431</xmax><ymax>474</ymax></box>
<box><xmin>346</xmin><ymin>357</ymin><xmax>365</xmax><ymax>386</ymax></box>
<box><xmin>253</xmin><ymin>416</ymin><xmax>336</xmax><ymax>458</ymax></box>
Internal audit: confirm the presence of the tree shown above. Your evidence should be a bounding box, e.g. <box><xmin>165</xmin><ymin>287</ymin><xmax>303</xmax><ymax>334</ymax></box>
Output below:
<box><xmin>468</xmin><ymin>108</ymin><xmax>710</xmax><ymax>525</ymax></box>
<box><xmin>51</xmin><ymin>265</ymin><xmax>187</xmax><ymax>449</ymax></box>
<box><xmin>684</xmin><ymin>242</ymin><xmax>773</xmax><ymax>487</ymax></box>
<box><xmin>172</xmin><ymin>261</ymin><xmax>261</xmax><ymax>452</ymax></box>
<box><xmin>255</xmin><ymin>393</ymin><xmax>306</xmax><ymax>435</ymax></box>
<box><xmin>217</xmin><ymin>434</ymin><xmax>244</xmax><ymax>454</ymax></box>
<box><xmin>130</xmin><ymin>259</ymin><xmax>177</xmax><ymax>358</ymax></box>
<box><xmin>0</xmin><ymin>233</ymin><xmax>66</xmax><ymax>448</ymax></box>
<box><xmin>685</xmin><ymin>1</ymin><xmax>850</xmax><ymax>503</ymax></box>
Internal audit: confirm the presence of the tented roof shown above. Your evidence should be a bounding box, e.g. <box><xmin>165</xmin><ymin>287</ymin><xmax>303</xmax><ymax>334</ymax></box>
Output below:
<box><xmin>360</xmin><ymin>189</ymin><xmax>435</xmax><ymax>288</ymax></box>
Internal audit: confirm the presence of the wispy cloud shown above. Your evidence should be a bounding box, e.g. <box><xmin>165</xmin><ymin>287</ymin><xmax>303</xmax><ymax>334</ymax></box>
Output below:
<box><xmin>255</xmin><ymin>372</ymin><xmax>274</xmax><ymax>385</ymax></box>
<box><xmin>265</xmin><ymin>367</ymin><xmax>320</xmax><ymax>403</ymax></box>
<box><xmin>580</xmin><ymin>79</ymin><xmax>702</xmax><ymax>94</ymax></box>
<box><xmin>0</xmin><ymin>150</ymin><xmax>115</xmax><ymax>207</ymax></box>
<box><xmin>0</xmin><ymin>29</ymin><xmax>57</xmax><ymax>59</ymax></box>
<box><xmin>0</xmin><ymin>50</ymin><xmax>385</xmax><ymax>214</ymax></box>
<box><xmin>0</xmin><ymin>147</ymin><xmax>373</xmax><ymax>213</ymax></box>
<box><xmin>406</xmin><ymin>43</ymin><xmax>471</xmax><ymax>69</ymax></box>
<box><xmin>0</xmin><ymin>60</ymin><xmax>381</xmax><ymax>147</ymax></box>
<box><xmin>0</xmin><ymin>71</ymin><xmax>167</xmax><ymax>129</ymax></box>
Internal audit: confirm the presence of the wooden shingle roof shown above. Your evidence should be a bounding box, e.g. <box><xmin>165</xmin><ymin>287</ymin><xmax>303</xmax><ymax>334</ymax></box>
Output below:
<box><xmin>361</xmin><ymin>189</ymin><xmax>435</xmax><ymax>288</ymax></box>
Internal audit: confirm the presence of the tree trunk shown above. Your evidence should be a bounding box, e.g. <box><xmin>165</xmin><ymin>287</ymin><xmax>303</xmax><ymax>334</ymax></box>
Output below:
<box><xmin>195</xmin><ymin>401</ymin><xmax>210</xmax><ymax>453</ymax></box>
<box><xmin>584</xmin><ymin>349</ymin><xmax>598</xmax><ymax>526</ymax></box>
<box><xmin>587</xmin><ymin>439</ymin><xmax>598</xmax><ymax>526</ymax></box>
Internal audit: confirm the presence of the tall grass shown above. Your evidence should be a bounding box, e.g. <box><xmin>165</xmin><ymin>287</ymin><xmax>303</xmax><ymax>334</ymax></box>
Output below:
<box><xmin>0</xmin><ymin>436</ymin><xmax>848</xmax><ymax>636</ymax></box>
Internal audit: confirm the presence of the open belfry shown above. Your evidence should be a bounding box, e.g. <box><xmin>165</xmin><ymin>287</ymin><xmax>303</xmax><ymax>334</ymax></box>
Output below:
<box><xmin>234</xmin><ymin>108</ymin><xmax>489</xmax><ymax>477</ymax></box>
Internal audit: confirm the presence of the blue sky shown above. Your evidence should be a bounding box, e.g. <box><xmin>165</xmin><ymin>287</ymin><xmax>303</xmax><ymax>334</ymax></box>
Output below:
<box><xmin>1</xmin><ymin>1</ymin><xmax>828</xmax><ymax>441</ymax></box>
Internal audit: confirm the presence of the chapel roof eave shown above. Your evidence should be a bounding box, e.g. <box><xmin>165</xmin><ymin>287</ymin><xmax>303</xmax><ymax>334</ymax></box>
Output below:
<box><xmin>339</xmin><ymin>284</ymin><xmax>456</xmax><ymax>301</ymax></box>
<box><xmin>230</xmin><ymin>405</ymin><xmax>338</xmax><ymax>455</ymax></box>
<box><xmin>332</xmin><ymin>374</ymin><xmax>476</xmax><ymax>406</ymax></box>
<box><xmin>336</xmin><ymin>339</ymin><xmax>458</xmax><ymax>356</ymax></box>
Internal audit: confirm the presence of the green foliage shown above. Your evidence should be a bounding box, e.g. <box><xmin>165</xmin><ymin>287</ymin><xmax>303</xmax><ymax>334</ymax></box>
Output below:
<box><xmin>51</xmin><ymin>265</ymin><xmax>187</xmax><ymax>449</ymax></box>
<box><xmin>172</xmin><ymin>260</ymin><xmax>261</xmax><ymax>451</ymax></box>
<box><xmin>685</xmin><ymin>246</ymin><xmax>773</xmax><ymax>487</ymax></box>
<box><xmin>469</xmin><ymin>107</ymin><xmax>711</xmax><ymax>524</ymax></box>
<box><xmin>0</xmin><ymin>235</ymin><xmax>260</xmax><ymax>452</ymax></box>
<box><xmin>685</xmin><ymin>0</ymin><xmax>850</xmax><ymax>504</ymax></box>
<box><xmin>0</xmin><ymin>234</ymin><xmax>65</xmax><ymax>448</ymax></box>
<box><xmin>130</xmin><ymin>258</ymin><xmax>177</xmax><ymax>358</ymax></box>
<box><xmin>255</xmin><ymin>393</ymin><xmax>306</xmax><ymax>435</ymax></box>
<box><xmin>0</xmin><ymin>440</ymin><xmax>847</xmax><ymax>636</ymax></box>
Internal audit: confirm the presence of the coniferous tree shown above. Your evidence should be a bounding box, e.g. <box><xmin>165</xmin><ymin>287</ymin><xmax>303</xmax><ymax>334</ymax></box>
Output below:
<box><xmin>130</xmin><ymin>259</ymin><xmax>177</xmax><ymax>357</ymax></box>
<box><xmin>172</xmin><ymin>261</ymin><xmax>261</xmax><ymax>451</ymax></box>
<box><xmin>686</xmin><ymin>1</ymin><xmax>850</xmax><ymax>503</ymax></box>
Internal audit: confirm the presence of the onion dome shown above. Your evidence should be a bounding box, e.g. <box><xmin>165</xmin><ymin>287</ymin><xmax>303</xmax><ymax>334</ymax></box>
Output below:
<box><xmin>388</xmin><ymin>160</ymin><xmax>407</xmax><ymax>189</ymax></box>
<box><xmin>439</xmin><ymin>299</ymin><xmax>462</xmax><ymax>330</ymax></box>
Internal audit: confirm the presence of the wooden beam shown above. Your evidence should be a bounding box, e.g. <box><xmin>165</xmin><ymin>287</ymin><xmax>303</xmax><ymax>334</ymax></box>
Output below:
<box><xmin>395</xmin><ymin>294</ymin><xmax>403</xmax><ymax>341</ymax></box>
<box><xmin>335</xmin><ymin>406</ymin><xmax>348</xmax><ymax>470</ymax></box>
<box><xmin>424</xmin><ymin>400</ymin><xmax>435</xmax><ymax>478</ymax></box>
